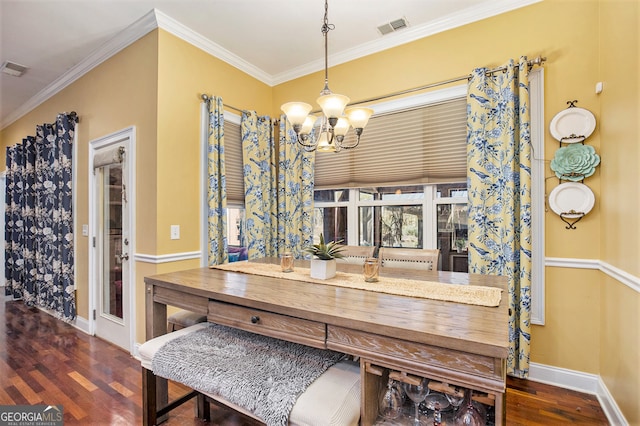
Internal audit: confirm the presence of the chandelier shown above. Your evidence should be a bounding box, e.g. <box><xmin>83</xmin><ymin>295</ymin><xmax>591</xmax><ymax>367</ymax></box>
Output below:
<box><xmin>281</xmin><ymin>0</ymin><xmax>374</xmax><ymax>153</ymax></box>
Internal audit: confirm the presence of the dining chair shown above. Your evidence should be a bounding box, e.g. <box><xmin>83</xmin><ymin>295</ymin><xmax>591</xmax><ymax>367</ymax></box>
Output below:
<box><xmin>336</xmin><ymin>245</ymin><xmax>376</xmax><ymax>265</ymax></box>
<box><xmin>378</xmin><ymin>247</ymin><xmax>440</xmax><ymax>271</ymax></box>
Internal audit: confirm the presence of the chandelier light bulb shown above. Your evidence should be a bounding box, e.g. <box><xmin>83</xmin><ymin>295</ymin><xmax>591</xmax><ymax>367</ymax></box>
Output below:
<box><xmin>316</xmin><ymin>132</ymin><xmax>335</xmax><ymax>152</ymax></box>
<box><xmin>333</xmin><ymin>116</ymin><xmax>350</xmax><ymax>138</ymax></box>
<box><xmin>281</xmin><ymin>102</ymin><xmax>312</xmax><ymax>127</ymax></box>
<box><xmin>345</xmin><ymin>107</ymin><xmax>374</xmax><ymax>129</ymax></box>
<box><xmin>316</xmin><ymin>93</ymin><xmax>350</xmax><ymax>119</ymax></box>
<box><xmin>279</xmin><ymin>0</ymin><xmax>372</xmax><ymax>152</ymax></box>
<box><xmin>300</xmin><ymin>115</ymin><xmax>316</xmax><ymax>135</ymax></box>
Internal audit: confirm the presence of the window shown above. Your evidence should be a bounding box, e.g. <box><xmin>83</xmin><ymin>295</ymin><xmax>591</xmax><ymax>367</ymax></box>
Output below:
<box><xmin>312</xmin><ymin>190</ymin><xmax>348</xmax><ymax>244</ymax></box>
<box><xmin>313</xmin><ymin>184</ymin><xmax>466</xmax><ymax>271</ymax></box>
<box><xmin>312</xmin><ymin>85</ymin><xmax>470</xmax><ymax>271</ymax></box>
<box><xmin>227</xmin><ymin>206</ymin><xmax>245</xmax><ymax>247</ymax></box>
<box><xmin>200</xmin><ymin>108</ymin><xmax>248</xmax><ymax>265</ymax></box>
<box><xmin>202</xmin><ymin>70</ymin><xmax>544</xmax><ymax>323</ymax></box>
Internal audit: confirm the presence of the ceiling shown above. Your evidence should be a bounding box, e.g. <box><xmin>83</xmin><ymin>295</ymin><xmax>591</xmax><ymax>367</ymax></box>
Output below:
<box><xmin>0</xmin><ymin>0</ymin><xmax>538</xmax><ymax>128</ymax></box>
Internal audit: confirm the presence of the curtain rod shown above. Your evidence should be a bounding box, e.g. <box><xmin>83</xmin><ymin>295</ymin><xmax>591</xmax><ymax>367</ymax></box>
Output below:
<box><xmin>200</xmin><ymin>94</ymin><xmax>244</xmax><ymax>114</ymax></box>
<box><xmin>201</xmin><ymin>55</ymin><xmax>546</xmax><ymax>113</ymax></box>
<box><xmin>349</xmin><ymin>56</ymin><xmax>546</xmax><ymax>107</ymax></box>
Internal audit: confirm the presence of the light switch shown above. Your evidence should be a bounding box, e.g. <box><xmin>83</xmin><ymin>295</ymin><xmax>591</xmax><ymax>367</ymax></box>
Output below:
<box><xmin>170</xmin><ymin>225</ymin><xmax>180</xmax><ymax>240</ymax></box>
<box><xmin>82</xmin><ymin>224</ymin><xmax>89</xmax><ymax>236</ymax></box>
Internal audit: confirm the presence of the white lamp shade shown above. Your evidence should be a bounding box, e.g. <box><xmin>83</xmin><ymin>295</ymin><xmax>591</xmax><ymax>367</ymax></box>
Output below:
<box><xmin>300</xmin><ymin>115</ymin><xmax>316</xmax><ymax>135</ymax></box>
<box><xmin>333</xmin><ymin>117</ymin><xmax>350</xmax><ymax>137</ymax></box>
<box><xmin>281</xmin><ymin>102</ymin><xmax>312</xmax><ymax>126</ymax></box>
<box><xmin>316</xmin><ymin>94</ymin><xmax>350</xmax><ymax>118</ymax></box>
<box><xmin>345</xmin><ymin>107</ymin><xmax>374</xmax><ymax>129</ymax></box>
<box><xmin>316</xmin><ymin>132</ymin><xmax>335</xmax><ymax>152</ymax></box>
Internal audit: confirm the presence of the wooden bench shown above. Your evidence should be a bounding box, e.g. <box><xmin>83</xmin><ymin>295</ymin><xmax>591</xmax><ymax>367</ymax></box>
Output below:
<box><xmin>139</xmin><ymin>323</ymin><xmax>361</xmax><ymax>426</ymax></box>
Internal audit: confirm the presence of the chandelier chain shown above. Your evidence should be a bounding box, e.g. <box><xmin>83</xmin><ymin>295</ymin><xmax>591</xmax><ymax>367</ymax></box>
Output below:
<box><xmin>320</xmin><ymin>0</ymin><xmax>335</xmax><ymax>96</ymax></box>
<box><xmin>280</xmin><ymin>0</ymin><xmax>374</xmax><ymax>152</ymax></box>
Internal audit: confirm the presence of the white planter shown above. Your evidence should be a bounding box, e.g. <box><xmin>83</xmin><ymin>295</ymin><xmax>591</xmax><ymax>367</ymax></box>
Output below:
<box><xmin>310</xmin><ymin>259</ymin><xmax>336</xmax><ymax>280</ymax></box>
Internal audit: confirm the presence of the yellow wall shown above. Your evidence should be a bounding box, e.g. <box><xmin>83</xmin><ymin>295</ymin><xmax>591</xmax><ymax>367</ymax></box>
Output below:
<box><xmin>132</xmin><ymin>29</ymin><xmax>274</xmax><ymax>342</ymax></box>
<box><xmin>274</xmin><ymin>0</ymin><xmax>637</xmax><ymax>422</ymax></box>
<box><xmin>0</xmin><ymin>31</ymin><xmax>160</xmax><ymax>321</ymax></box>
<box><xmin>0</xmin><ymin>0</ymin><xmax>638</xmax><ymax>423</ymax></box>
<box><xmin>0</xmin><ymin>28</ymin><xmax>274</xmax><ymax>344</ymax></box>
<box><xmin>154</xmin><ymin>29</ymin><xmax>273</xmax><ymax>256</ymax></box>
<box><xmin>599</xmin><ymin>0</ymin><xmax>639</xmax><ymax>423</ymax></box>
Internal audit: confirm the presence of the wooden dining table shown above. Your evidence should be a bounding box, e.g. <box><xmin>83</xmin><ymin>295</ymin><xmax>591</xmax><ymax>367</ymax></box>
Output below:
<box><xmin>144</xmin><ymin>257</ymin><xmax>509</xmax><ymax>425</ymax></box>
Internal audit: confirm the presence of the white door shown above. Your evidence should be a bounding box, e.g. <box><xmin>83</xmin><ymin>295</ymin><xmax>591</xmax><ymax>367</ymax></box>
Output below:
<box><xmin>90</xmin><ymin>129</ymin><xmax>135</xmax><ymax>352</ymax></box>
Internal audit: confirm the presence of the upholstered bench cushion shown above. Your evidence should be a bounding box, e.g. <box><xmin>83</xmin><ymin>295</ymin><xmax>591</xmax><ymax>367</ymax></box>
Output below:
<box><xmin>167</xmin><ymin>310</ymin><xmax>207</xmax><ymax>331</ymax></box>
<box><xmin>139</xmin><ymin>323</ymin><xmax>361</xmax><ymax>426</ymax></box>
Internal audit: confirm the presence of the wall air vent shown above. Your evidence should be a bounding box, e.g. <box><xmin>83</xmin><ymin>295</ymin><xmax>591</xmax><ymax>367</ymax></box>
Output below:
<box><xmin>1</xmin><ymin>61</ymin><xmax>28</xmax><ymax>77</ymax></box>
<box><xmin>377</xmin><ymin>17</ymin><xmax>409</xmax><ymax>36</ymax></box>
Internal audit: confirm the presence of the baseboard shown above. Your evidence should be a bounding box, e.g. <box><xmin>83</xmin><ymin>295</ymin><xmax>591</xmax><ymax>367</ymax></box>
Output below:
<box><xmin>72</xmin><ymin>315</ymin><xmax>91</xmax><ymax>334</ymax></box>
<box><xmin>597</xmin><ymin>375</ymin><xmax>629</xmax><ymax>426</ymax></box>
<box><xmin>133</xmin><ymin>342</ymin><xmax>141</xmax><ymax>360</ymax></box>
<box><xmin>528</xmin><ymin>362</ymin><xmax>628</xmax><ymax>425</ymax></box>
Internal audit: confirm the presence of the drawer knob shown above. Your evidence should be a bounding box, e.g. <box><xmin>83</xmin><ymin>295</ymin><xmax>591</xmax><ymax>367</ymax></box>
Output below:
<box><xmin>250</xmin><ymin>315</ymin><xmax>260</xmax><ymax>324</ymax></box>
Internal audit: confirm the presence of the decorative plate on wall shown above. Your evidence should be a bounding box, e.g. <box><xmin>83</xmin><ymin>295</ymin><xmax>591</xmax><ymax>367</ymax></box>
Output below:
<box><xmin>548</xmin><ymin>182</ymin><xmax>595</xmax><ymax>219</ymax></box>
<box><xmin>549</xmin><ymin>107</ymin><xmax>596</xmax><ymax>143</ymax></box>
<box><xmin>550</xmin><ymin>143</ymin><xmax>600</xmax><ymax>181</ymax></box>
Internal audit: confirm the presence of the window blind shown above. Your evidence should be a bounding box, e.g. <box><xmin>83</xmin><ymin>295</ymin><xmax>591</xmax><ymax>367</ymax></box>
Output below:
<box><xmin>93</xmin><ymin>145</ymin><xmax>124</xmax><ymax>170</ymax></box>
<box><xmin>314</xmin><ymin>97</ymin><xmax>467</xmax><ymax>189</ymax></box>
<box><xmin>224</xmin><ymin>121</ymin><xmax>244</xmax><ymax>203</ymax></box>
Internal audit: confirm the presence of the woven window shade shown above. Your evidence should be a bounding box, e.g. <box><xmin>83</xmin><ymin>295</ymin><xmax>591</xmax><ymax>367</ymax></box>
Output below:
<box><xmin>224</xmin><ymin>121</ymin><xmax>244</xmax><ymax>203</ymax></box>
<box><xmin>93</xmin><ymin>145</ymin><xmax>124</xmax><ymax>170</ymax></box>
<box><xmin>314</xmin><ymin>97</ymin><xmax>467</xmax><ymax>189</ymax></box>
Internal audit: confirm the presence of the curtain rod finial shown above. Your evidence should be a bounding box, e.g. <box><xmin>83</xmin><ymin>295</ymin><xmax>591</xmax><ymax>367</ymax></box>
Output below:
<box><xmin>531</xmin><ymin>56</ymin><xmax>546</xmax><ymax>66</ymax></box>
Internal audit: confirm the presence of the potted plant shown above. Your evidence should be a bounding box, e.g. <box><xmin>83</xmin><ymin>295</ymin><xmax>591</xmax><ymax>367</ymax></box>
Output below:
<box><xmin>455</xmin><ymin>238</ymin><xmax>467</xmax><ymax>253</ymax></box>
<box><xmin>305</xmin><ymin>233</ymin><xmax>345</xmax><ymax>279</ymax></box>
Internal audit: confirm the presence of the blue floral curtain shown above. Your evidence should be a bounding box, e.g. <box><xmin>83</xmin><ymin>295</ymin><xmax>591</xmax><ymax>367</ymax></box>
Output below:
<box><xmin>207</xmin><ymin>97</ymin><xmax>228</xmax><ymax>266</ymax></box>
<box><xmin>241</xmin><ymin>113</ymin><xmax>314</xmax><ymax>259</ymax></box>
<box><xmin>241</xmin><ymin>111</ymin><xmax>278</xmax><ymax>259</ymax></box>
<box><xmin>277</xmin><ymin>118</ymin><xmax>315</xmax><ymax>258</ymax></box>
<box><xmin>467</xmin><ymin>57</ymin><xmax>532</xmax><ymax>378</ymax></box>
<box><xmin>5</xmin><ymin>113</ymin><xmax>77</xmax><ymax>321</ymax></box>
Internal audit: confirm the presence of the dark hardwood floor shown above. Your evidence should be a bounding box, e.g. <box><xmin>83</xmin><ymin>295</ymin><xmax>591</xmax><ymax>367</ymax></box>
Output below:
<box><xmin>1</xmin><ymin>299</ymin><xmax>609</xmax><ymax>425</ymax></box>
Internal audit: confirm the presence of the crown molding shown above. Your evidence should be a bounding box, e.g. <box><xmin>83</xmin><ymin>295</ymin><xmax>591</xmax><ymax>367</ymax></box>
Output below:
<box><xmin>1</xmin><ymin>0</ymin><xmax>541</xmax><ymax>128</ymax></box>
<box><xmin>0</xmin><ymin>9</ymin><xmax>159</xmax><ymax>129</ymax></box>
<box><xmin>153</xmin><ymin>9</ymin><xmax>273</xmax><ymax>85</ymax></box>
<box><xmin>271</xmin><ymin>0</ymin><xmax>542</xmax><ymax>84</ymax></box>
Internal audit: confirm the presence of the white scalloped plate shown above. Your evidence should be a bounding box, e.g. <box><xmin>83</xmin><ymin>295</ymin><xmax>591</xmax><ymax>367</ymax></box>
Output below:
<box><xmin>548</xmin><ymin>182</ymin><xmax>595</xmax><ymax>219</ymax></box>
<box><xmin>549</xmin><ymin>107</ymin><xmax>596</xmax><ymax>143</ymax></box>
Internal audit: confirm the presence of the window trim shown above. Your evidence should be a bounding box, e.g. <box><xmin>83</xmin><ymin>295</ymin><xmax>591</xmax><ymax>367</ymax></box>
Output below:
<box><xmin>529</xmin><ymin>68</ymin><xmax>545</xmax><ymax>325</ymax></box>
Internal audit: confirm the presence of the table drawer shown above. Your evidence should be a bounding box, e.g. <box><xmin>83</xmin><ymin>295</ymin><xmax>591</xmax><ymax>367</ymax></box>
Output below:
<box><xmin>327</xmin><ymin>326</ymin><xmax>505</xmax><ymax>392</ymax></box>
<box><xmin>208</xmin><ymin>300</ymin><xmax>327</xmax><ymax>349</ymax></box>
<box><xmin>154</xmin><ymin>286</ymin><xmax>208</xmax><ymax>314</ymax></box>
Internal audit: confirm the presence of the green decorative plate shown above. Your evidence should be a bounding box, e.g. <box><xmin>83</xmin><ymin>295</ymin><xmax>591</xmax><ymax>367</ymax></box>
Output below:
<box><xmin>550</xmin><ymin>144</ymin><xmax>600</xmax><ymax>181</ymax></box>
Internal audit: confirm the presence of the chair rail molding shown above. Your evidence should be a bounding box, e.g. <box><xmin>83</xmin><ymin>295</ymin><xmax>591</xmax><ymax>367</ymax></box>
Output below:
<box><xmin>135</xmin><ymin>251</ymin><xmax>202</xmax><ymax>264</ymax></box>
<box><xmin>545</xmin><ymin>257</ymin><xmax>640</xmax><ymax>294</ymax></box>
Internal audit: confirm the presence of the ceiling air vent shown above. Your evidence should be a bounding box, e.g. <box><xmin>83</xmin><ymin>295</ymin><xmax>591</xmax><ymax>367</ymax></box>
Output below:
<box><xmin>1</xmin><ymin>61</ymin><xmax>28</xmax><ymax>77</ymax></box>
<box><xmin>377</xmin><ymin>17</ymin><xmax>409</xmax><ymax>36</ymax></box>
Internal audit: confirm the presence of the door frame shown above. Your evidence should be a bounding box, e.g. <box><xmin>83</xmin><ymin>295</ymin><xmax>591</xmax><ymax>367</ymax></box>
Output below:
<box><xmin>88</xmin><ymin>126</ymin><xmax>136</xmax><ymax>353</ymax></box>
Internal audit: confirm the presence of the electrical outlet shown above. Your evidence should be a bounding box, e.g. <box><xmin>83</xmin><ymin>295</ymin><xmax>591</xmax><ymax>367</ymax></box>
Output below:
<box><xmin>170</xmin><ymin>225</ymin><xmax>180</xmax><ymax>240</ymax></box>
